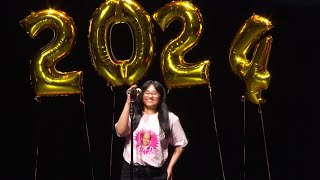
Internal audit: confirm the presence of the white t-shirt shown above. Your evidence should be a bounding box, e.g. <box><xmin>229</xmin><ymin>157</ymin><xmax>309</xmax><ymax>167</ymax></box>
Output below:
<box><xmin>116</xmin><ymin>112</ymin><xmax>188</xmax><ymax>167</ymax></box>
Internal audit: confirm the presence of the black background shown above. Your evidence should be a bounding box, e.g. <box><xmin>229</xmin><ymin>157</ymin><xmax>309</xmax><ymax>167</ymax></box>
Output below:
<box><xmin>4</xmin><ymin>0</ymin><xmax>319</xmax><ymax>180</ymax></box>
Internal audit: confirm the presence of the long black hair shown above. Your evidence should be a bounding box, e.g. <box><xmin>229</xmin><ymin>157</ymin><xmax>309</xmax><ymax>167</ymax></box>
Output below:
<box><xmin>132</xmin><ymin>80</ymin><xmax>171</xmax><ymax>138</ymax></box>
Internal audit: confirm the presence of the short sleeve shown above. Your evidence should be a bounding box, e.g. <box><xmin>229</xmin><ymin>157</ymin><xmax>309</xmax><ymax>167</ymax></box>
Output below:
<box><xmin>169</xmin><ymin>112</ymin><xmax>188</xmax><ymax>147</ymax></box>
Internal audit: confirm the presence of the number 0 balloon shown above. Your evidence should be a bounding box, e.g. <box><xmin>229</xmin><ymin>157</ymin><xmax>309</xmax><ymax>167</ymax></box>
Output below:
<box><xmin>20</xmin><ymin>9</ymin><xmax>83</xmax><ymax>98</ymax></box>
<box><xmin>88</xmin><ymin>0</ymin><xmax>155</xmax><ymax>87</ymax></box>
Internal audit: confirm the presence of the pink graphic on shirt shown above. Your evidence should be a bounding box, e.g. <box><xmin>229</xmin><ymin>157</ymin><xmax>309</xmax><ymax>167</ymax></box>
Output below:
<box><xmin>135</xmin><ymin>129</ymin><xmax>159</xmax><ymax>155</ymax></box>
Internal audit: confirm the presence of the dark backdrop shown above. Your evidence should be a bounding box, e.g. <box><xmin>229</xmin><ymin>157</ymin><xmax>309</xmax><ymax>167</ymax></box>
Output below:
<box><xmin>4</xmin><ymin>0</ymin><xmax>319</xmax><ymax>180</ymax></box>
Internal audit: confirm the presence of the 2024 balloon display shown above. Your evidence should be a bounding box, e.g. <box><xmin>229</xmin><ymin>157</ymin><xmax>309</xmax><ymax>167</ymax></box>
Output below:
<box><xmin>20</xmin><ymin>1</ymin><xmax>273</xmax><ymax>105</ymax></box>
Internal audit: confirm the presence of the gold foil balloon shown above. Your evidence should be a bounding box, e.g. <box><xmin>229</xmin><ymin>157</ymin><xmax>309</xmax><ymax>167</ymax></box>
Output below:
<box><xmin>20</xmin><ymin>9</ymin><xmax>83</xmax><ymax>98</ymax></box>
<box><xmin>152</xmin><ymin>1</ymin><xmax>210</xmax><ymax>89</ymax></box>
<box><xmin>88</xmin><ymin>0</ymin><xmax>155</xmax><ymax>86</ymax></box>
<box><xmin>229</xmin><ymin>14</ymin><xmax>273</xmax><ymax>104</ymax></box>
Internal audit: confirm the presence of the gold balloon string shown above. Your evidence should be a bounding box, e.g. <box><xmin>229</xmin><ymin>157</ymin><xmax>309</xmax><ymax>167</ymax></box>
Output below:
<box><xmin>34</xmin><ymin>98</ymin><xmax>42</xmax><ymax>180</ymax></box>
<box><xmin>240</xmin><ymin>95</ymin><xmax>246</xmax><ymax>180</ymax></box>
<box><xmin>34</xmin><ymin>144</ymin><xmax>38</xmax><ymax>180</ymax></box>
<box><xmin>208</xmin><ymin>83</ymin><xmax>226</xmax><ymax>180</ymax></box>
<box><xmin>80</xmin><ymin>92</ymin><xmax>95</xmax><ymax>180</ymax></box>
<box><xmin>108</xmin><ymin>85</ymin><xmax>116</xmax><ymax>179</ymax></box>
<box><xmin>257</xmin><ymin>103</ymin><xmax>272</xmax><ymax>180</ymax></box>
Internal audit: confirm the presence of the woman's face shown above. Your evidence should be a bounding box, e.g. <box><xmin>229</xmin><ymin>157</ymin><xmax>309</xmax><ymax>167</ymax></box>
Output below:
<box><xmin>143</xmin><ymin>84</ymin><xmax>160</xmax><ymax>111</ymax></box>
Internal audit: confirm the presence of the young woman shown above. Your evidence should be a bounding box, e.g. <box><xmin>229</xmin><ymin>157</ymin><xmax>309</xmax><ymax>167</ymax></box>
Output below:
<box><xmin>115</xmin><ymin>80</ymin><xmax>188</xmax><ymax>180</ymax></box>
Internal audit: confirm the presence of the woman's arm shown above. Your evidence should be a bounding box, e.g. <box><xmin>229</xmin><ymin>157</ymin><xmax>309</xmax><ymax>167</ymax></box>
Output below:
<box><xmin>167</xmin><ymin>146</ymin><xmax>185</xmax><ymax>180</ymax></box>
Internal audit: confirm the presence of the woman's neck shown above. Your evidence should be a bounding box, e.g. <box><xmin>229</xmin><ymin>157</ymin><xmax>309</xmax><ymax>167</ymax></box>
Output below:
<box><xmin>143</xmin><ymin>108</ymin><xmax>157</xmax><ymax>115</ymax></box>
